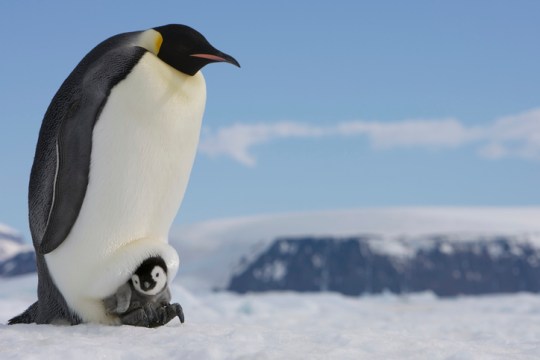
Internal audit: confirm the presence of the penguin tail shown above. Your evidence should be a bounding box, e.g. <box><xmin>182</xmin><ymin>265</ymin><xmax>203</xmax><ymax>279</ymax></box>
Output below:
<box><xmin>8</xmin><ymin>301</ymin><xmax>38</xmax><ymax>325</ymax></box>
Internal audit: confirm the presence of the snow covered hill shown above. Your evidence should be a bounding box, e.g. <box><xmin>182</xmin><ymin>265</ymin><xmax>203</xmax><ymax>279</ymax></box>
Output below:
<box><xmin>170</xmin><ymin>207</ymin><xmax>540</xmax><ymax>293</ymax></box>
<box><xmin>0</xmin><ymin>224</ymin><xmax>25</xmax><ymax>260</ymax></box>
<box><xmin>0</xmin><ymin>224</ymin><xmax>34</xmax><ymax>277</ymax></box>
<box><xmin>228</xmin><ymin>234</ymin><xmax>540</xmax><ymax>296</ymax></box>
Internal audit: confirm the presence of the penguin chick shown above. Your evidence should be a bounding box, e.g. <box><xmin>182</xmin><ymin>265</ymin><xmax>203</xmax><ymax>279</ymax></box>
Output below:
<box><xmin>104</xmin><ymin>256</ymin><xmax>184</xmax><ymax>327</ymax></box>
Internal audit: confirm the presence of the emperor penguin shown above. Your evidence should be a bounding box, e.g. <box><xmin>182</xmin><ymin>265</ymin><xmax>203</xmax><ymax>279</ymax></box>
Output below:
<box><xmin>8</xmin><ymin>24</ymin><xmax>239</xmax><ymax>325</ymax></box>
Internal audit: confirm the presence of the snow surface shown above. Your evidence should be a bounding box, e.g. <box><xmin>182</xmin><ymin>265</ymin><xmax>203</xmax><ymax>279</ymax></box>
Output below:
<box><xmin>2</xmin><ymin>274</ymin><xmax>540</xmax><ymax>359</ymax></box>
<box><xmin>171</xmin><ymin>207</ymin><xmax>540</xmax><ymax>290</ymax></box>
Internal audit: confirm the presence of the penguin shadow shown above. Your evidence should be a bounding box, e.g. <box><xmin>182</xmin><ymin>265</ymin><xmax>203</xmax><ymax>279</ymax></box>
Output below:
<box><xmin>103</xmin><ymin>256</ymin><xmax>184</xmax><ymax>328</ymax></box>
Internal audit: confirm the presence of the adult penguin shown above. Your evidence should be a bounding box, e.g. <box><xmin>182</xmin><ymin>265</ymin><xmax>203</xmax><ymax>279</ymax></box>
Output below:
<box><xmin>8</xmin><ymin>24</ymin><xmax>239</xmax><ymax>325</ymax></box>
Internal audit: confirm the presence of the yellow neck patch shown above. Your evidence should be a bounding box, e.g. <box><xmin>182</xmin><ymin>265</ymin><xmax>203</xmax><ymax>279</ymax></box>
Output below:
<box><xmin>138</xmin><ymin>29</ymin><xmax>163</xmax><ymax>55</ymax></box>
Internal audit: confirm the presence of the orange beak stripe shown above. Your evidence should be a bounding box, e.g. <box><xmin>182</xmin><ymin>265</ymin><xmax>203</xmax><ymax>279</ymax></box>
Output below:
<box><xmin>190</xmin><ymin>53</ymin><xmax>228</xmax><ymax>62</ymax></box>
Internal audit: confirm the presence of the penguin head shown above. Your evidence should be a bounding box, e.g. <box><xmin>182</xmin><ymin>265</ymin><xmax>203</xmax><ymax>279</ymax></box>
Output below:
<box><xmin>131</xmin><ymin>256</ymin><xmax>168</xmax><ymax>296</ymax></box>
<box><xmin>153</xmin><ymin>24</ymin><xmax>240</xmax><ymax>76</ymax></box>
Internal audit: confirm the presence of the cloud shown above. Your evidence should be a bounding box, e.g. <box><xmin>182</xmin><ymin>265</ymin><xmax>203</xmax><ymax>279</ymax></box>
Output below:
<box><xmin>199</xmin><ymin>108</ymin><xmax>540</xmax><ymax>166</ymax></box>
<box><xmin>335</xmin><ymin>118</ymin><xmax>475</xmax><ymax>148</ymax></box>
<box><xmin>478</xmin><ymin>109</ymin><xmax>540</xmax><ymax>159</ymax></box>
<box><xmin>198</xmin><ymin>122</ymin><xmax>325</xmax><ymax>166</ymax></box>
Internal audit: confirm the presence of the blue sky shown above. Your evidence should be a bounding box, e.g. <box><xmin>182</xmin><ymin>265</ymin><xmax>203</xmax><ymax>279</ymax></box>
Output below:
<box><xmin>1</xmin><ymin>1</ymin><xmax>539</xmax><ymax>240</ymax></box>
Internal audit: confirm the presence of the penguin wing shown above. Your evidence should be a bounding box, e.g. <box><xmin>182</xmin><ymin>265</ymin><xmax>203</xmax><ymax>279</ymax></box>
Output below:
<box><xmin>30</xmin><ymin>33</ymin><xmax>147</xmax><ymax>254</ymax></box>
<box><xmin>115</xmin><ymin>283</ymin><xmax>133</xmax><ymax>314</ymax></box>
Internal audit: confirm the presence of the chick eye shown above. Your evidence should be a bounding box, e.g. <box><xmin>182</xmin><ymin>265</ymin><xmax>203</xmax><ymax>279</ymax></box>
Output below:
<box><xmin>156</xmin><ymin>273</ymin><xmax>159</xmax><ymax>278</ymax></box>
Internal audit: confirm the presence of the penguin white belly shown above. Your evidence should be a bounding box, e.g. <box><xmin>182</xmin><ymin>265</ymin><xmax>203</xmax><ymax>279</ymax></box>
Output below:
<box><xmin>45</xmin><ymin>52</ymin><xmax>206</xmax><ymax>323</ymax></box>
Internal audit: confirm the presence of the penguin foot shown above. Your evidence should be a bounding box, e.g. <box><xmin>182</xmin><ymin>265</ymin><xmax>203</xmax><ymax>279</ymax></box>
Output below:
<box><xmin>8</xmin><ymin>301</ymin><xmax>38</xmax><ymax>324</ymax></box>
<box><xmin>120</xmin><ymin>302</ymin><xmax>184</xmax><ymax>328</ymax></box>
<box><xmin>150</xmin><ymin>302</ymin><xmax>184</xmax><ymax>327</ymax></box>
<box><xmin>171</xmin><ymin>302</ymin><xmax>185</xmax><ymax>324</ymax></box>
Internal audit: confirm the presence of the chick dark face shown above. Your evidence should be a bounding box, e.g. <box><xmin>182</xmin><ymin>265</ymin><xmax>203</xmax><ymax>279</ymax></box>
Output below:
<box><xmin>131</xmin><ymin>256</ymin><xmax>168</xmax><ymax>296</ymax></box>
<box><xmin>154</xmin><ymin>24</ymin><xmax>240</xmax><ymax>76</ymax></box>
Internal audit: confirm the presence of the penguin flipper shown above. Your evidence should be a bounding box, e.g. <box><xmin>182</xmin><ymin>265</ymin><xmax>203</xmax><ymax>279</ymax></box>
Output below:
<box><xmin>114</xmin><ymin>283</ymin><xmax>133</xmax><ymax>314</ymax></box>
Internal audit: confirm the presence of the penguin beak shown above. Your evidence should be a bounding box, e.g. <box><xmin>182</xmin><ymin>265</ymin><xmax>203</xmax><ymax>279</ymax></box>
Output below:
<box><xmin>190</xmin><ymin>52</ymin><xmax>241</xmax><ymax>68</ymax></box>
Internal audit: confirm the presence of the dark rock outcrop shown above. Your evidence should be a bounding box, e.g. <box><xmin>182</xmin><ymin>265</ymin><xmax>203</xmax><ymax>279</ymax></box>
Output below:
<box><xmin>228</xmin><ymin>235</ymin><xmax>540</xmax><ymax>297</ymax></box>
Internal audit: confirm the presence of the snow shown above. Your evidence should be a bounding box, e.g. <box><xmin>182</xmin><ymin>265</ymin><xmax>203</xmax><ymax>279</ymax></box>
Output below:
<box><xmin>0</xmin><ymin>239</ymin><xmax>30</xmax><ymax>264</ymax></box>
<box><xmin>2</xmin><ymin>275</ymin><xmax>540</xmax><ymax>359</ymax></box>
<box><xmin>0</xmin><ymin>223</ymin><xmax>22</xmax><ymax>240</ymax></box>
<box><xmin>171</xmin><ymin>207</ymin><xmax>540</xmax><ymax>290</ymax></box>
<box><xmin>252</xmin><ymin>260</ymin><xmax>287</xmax><ymax>282</ymax></box>
<box><xmin>0</xmin><ymin>223</ymin><xmax>29</xmax><ymax>263</ymax></box>
<box><xmin>0</xmin><ymin>240</ymin><xmax>28</xmax><ymax>263</ymax></box>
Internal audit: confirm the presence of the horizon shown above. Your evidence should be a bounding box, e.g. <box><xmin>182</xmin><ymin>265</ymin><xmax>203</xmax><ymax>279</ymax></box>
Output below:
<box><xmin>5</xmin><ymin>205</ymin><xmax>540</xmax><ymax>242</ymax></box>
